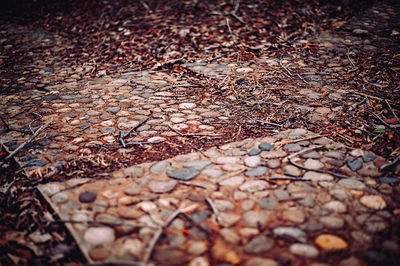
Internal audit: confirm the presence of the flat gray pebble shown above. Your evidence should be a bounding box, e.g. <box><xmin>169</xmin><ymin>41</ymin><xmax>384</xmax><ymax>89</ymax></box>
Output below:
<box><xmin>167</xmin><ymin>168</ymin><xmax>199</xmax><ymax>181</ymax></box>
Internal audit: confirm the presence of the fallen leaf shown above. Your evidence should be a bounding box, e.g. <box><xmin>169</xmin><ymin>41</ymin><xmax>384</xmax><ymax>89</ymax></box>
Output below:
<box><xmin>309</xmin><ymin>102</ymin><xmax>323</xmax><ymax>107</ymax></box>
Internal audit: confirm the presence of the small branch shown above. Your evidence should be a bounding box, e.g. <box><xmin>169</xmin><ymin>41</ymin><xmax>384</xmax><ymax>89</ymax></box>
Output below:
<box><xmin>1</xmin><ymin>119</ymin><xmax>52</xmax><ymax>167</ymax></box>
<box><xmin>205</xmin><ymin>197</ymin><xmax>219</xmax><ymax>215</ymax></box>
<box><xmin>120</xmin><ymin>117</ymin><xmax>149</xmax><ymax>147</ymax></box>
<box><xmin>225</xmin><ymin>17</ymin><xmax>236</xmax><ymax>44</ymax></box>
<box><xmin>370</xmin><ymin>112</ymin><xmax>400</xmax><ymax>137</ymax></box>
<box><xmin>279</xmin><ymin>59</ymin><xmax>309</xmax><ymax>84</ymax></box>
<box><xmin>125</xmin><ymin>140</ymin><xmax>164</xmax><ymax>146</ymax></box>
<box><xmin>269</xmin><ymin>176</ymin><xmax>311</xmax><ymax>181</ymax></box>
<box><xmin>168</xmin><ymin>125</ymin><xmax>221</xmax><ymax>138</ymax></box>
<box><xmin>385</xmin><ymin>99</ymin><xmax>399</xmax><ymax>121</ymax></box>
<box><xmin>230</xmin><ymin>0</ymin><xmax>244</xmax><ymax>23</ymax></box>
<box><xmin>143</xmin><ymin>207</ymin><xmax>184</xmax><ymax>263</ymax></box>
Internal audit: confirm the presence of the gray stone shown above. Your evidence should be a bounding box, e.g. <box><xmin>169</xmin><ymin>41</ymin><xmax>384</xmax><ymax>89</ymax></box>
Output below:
<box><xmin>259</xmin><ymin>197</ymin><xmax>278</xmax><ymax>210</ymax></box>
<box><xmin>150</xmin><ymin>161</ymin><xmax>170</xmax><ymax>175</ymax></box>
<box><xmin>244</xmin><ymin>156</ymin><xmax>261</xmax><ymax>168</ymax></box>
<box><xmin>191</xmin><ymin>211</ymin><xmax>211</xmax><ymax>224</ymax></box>
<box><xmin>124</xmin><ymin>184</ymin><xmax>143</xmax><ymax>195</ymax></box>
<box><xmin>274</xmin><ymin>189</ymin><xmax>290</xmax><ymax>201</ymax></box>
<box><xmin>79</xmin><ymin>191</ymin><xmax>97</xmax><ymax>203</ymax></box>
<box><xmin>219</xmin><ymin>176</ymin><xmax>244</xmax><ymax>187</ymax></box>
<box><xmin>123</xmin><ymin>166</ymin><xmax>143</xmax><ymax>177</ymax></box>
<box><xmin>101</xmin><ymin>127</ymin><xmax>115</xmax><ymax>134</ymax></box>
<box><xmin>106</xmin><ymin>107</ymin><xmax>120</xmax><ymax>113</ymax></box>
<box><xmin>289</xmin><ymin>243</ymin><xmax>319</xmax><ymax>258</ymax></box>
<box><xmin>347</xmin><ymin>157</ymin><xmax>363</xmax><ymax>171</ymax></box>
<box><xmin>325</xmin><ymin>151</ymin><xmax>345</xmax><ymax>160</ymax></box>
<box><xmin>304</xmin><ymin>159</ymin><xmax>324</xmax><ymax>170</ymax></box>
<box><xmin>245</xmin><ymin>257</ymin><xmax>279</xmax><ymax>266</ymax></box>
<box><xmin>184</xmin><ymin>160</ymin><xmax>212</xmax><ymax>170</ymax></box>
<box><xmin>219</xmin><ymin>228</ymin><xmax>240</xmax><ymax>244</ymax></box>
<box><xmin>201</xmin><ymin>168</ymin><xmax>223</xmax><ymax>179</ymax></box>
<box><xmin>149</xmin><ymin>180</ymin><xmax>177</xmax><ymax>193</ymax></box>
<box><xmin>273</xmin><ymin>226</ymin><xmax>306</xmax><ymax>242</ymax></box>
<box><xmin>217</xmin><ymin>212</ymin><xmax>241</xmax><ymax>227</ymax></box>
<box><xmin>319</xmin><ymin>216</ymin><xmax>345</xmax><ymax>229</ymax></box>
<box><xmin>242</xmin><ymin>211</ymin><xmax>270</xmax><ymax>228</ymax></box>
<box><xmin>214</xmin><ymin>200</ymin><xmax>235</xmax><ymax>212</ymax></box>
<box><xmin>239</xmin><ymin>180</ymin><xmax>268</xmax><ymax>192</ymax></box>
<box><xmin>259</xmin><ymin>143</ymin><xmax>274</xmax><ymax>151</ymax></box>
<box><xmin>249</xmin><ymin>149</ymin><xmax>261</xmax><ymax>156</ymax></box>
<box><xmin>244</xmin><ymin>167</ymin><xmax>267</xmax><ymax>177</ymax></box>
<box><xmin>283</xmin><ymin>165</ymin><xmax>302</xmax><ymax>177</ymax></box>
<box><xmin>363</xmin><ymin>153</ymin><xmax>377</xmax><ymax>162</ymax></box>
<box><xmin>337</xmin><ymin>179</ymin><xmax>366</xmax><ymax>190</ymax></box>
<box><xmin>167</xmin><ymin>168</ymin><xmax>199</xmax><ymax>181</ymax></box>
<box><xmin>303</xmin><ymin>171</ymin><xmax>333</xmax><ymax>182</ymax></box>
<box><xmin>244</xmin><ymin>235</ymin><xmax>275</xmax><ymax>253</ymax></box>
<box><xmin>323</xmin><ymin>201</ymin><xmax>347</xmax><ymax>213</ymax></box>
<box><xmin>61</xmin><ymin>95</ymin><xmax>82</xmax><ymax>100</ymax></box>
<box><xmin>266</xmin><ymin>159</ymin><xmax>281</xmax><ymax>169</ymax></box>
<box><xmin>188</xmin><ymin>241</ymin><xmax>208</xmax><ymax>255</ymax></box>
<box><xmin>284</xmin><ymin>143</ymin><xmax>302</xmax><ymax>152</ymax></box>
<box><xmin>305</xmin><ymin>221</ymin><xmax>324</xmax><ymax>232</ymax></box>
<box><xmin>51</xmin><ymin>192</ymin><xmax>69</xmax><ymax>204</ymax></box>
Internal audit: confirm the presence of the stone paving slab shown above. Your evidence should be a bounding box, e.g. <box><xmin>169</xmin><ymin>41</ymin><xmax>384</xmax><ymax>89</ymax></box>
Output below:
<box><xmin>38</xmin><ymin>129</ymin><xmax>400</xmax><ymax>265</ymax></box>
<box><xmin>0</xmin><ymin>69</ymin><xmax>233</xmax><ymax>176</ymax></box>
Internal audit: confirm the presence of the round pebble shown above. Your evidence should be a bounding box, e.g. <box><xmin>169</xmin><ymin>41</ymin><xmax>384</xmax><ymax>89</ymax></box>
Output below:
<box><xmin>244</xmin><ymin>167</ymin><xmax>267</xmax><ymax>177</ymax></box>
<box><xmin>245</xmin><ymin>257</ymin><xmax>279</xmax><ymax>266</ymax></box>
<box><xmin>242</xmin><ymin>211</ymin><xmax>270</xmax><ymax>228</ymax></box>
<box><xmin>314</xmin><ymin>234</ymin><xmax>348</xmax><ymax>251</ymax></box>
<box><xmin>259</xmin><ymin>197</ymin><xmax>278</xmax><ymax>210</ymax></box>
<box><xmin>149</xmin><ymin>180</ymin><xmax>178</xmax><ymax>193</ymax></box>
<box><xmin>244</xmin><ymin>235</ymin><xmax>275</xmax><ymax>253</ymax></box>
<box><xmin>289</xmin><ymin>243</ymin><xmax>319</xmax><ymax>258</ymax></box>
<box><xmin>167</xmin><ymin>168</ymin><xmax>199</xmax><ymax>181</ymax></box>
<box><xmin>84</xmin><ymin>227</ymin><xmax>115</xmax><ymax>245</ymax></box>
<box><xmin>248</xmin><ymin>149</ymin><xmax>261</xmax><ymax>156</ymax></box>
<box><xmin>244</xmin><ymin>156</ymin><xmax>261</xmax><ymax>168</ymax></box>
<box><xmin>79</xmin><ymin>191</ymin><xmax>97</xmax><ymax>203</ymax></box>
<box><xmin>360</xmin><ymin>195</ymin><xmax>386</xmax><ymax>210</ymax></box>
<box><xmin>273</xmin><ymin>227</ymin><xmax>307</xmax><ymax>242</ymax></box>
<box><xmin>259</xmin><ymin>143</ymin><xmax>274</xmax><ymax>151</ymax></box>
<box><xmin>89</xmin><ymin>246</ymin><xmax>111</xmax><ymax>261</ymax></box>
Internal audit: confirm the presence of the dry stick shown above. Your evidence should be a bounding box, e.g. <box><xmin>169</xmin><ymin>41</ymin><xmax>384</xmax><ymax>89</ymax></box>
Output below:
<box><xmin>230</xmin><ymin>0</ymin><xmax>244</xmax><ymax>23</ymax></box>
<box><xmin>1</xmin><ymin>119</ymin><xmax>52</xmax><ymax>167</ymax></box>
<box><xmin>120</xmin><ymin>117</ymin><xmax>149</xmax><ymax>147</ymax></box>
<box><xmin>279</xmin><ymin>59</ymin><xmax>309</xmax><ymax>84</ymax></box>
<box><xmin>225</xmin><ymin>17</ymin><xmax>236</xmax><ymax>44</ymax></box>
<box><xmin>370</xmin><ymin>112</ymin><xmax>400</xmax><ymax>137</ymax></box>
<box><xmin>143</xmin><ymin>207</ymin><xmax>184</xmax><ymax>263</ymax></box>
<box><xmin>349</xmin><ymin>90</ymin><xmax>383</xmax><ymax>101</ymax></box>
<box><xmin>205</xmin><ymin>197</ymin><xmax>219</xmax><ymax>215</ymax></box>
<box><xmin>270</xmin><ymin>176</ymin><xmax>311</xmax><ymax>181</ymax></box>
<box><xmin>385</xmin><ymin>99</ymin><xmax>399</xmax><ymax>120</ymax></box>
<box><xmin>287</xmin><ymin>145</ymin><xmax>350</xmax><ymax>178</ymax></box>
<box><xmin>168</xmin><ymin>125</ymin><xmax>221</xmax><ymax>138</ymax></box>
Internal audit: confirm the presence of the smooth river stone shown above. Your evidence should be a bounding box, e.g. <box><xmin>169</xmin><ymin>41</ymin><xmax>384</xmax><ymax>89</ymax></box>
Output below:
<box><xmin>239</xmin><ymin>180</ymin><xmax>268</xmax><ymax>192</ymax></box>
<box><xmin>304</xmin><ymin>159</ymin><xmax>324</xmax><ymax>170</ymax></box>
<box><xmin>84</xmin><ymin>227</ymin><xmax>115</xmax><ymax>245</ymax></box>
<box><xmin>273</xmin><ymin>227</ymin><xmax>307</xmax><ymax>243</ymax></box>
<box><xmin>149</xmin><ymin>180</ymin><xmax>178</xmax><ymax>193</ymax></box>
<box><xmin>244</xmin><ymin>235</ymin><xmax>275</xmax><ymax>254</ymax></box>
<box><xmin>244</xmin><ymin>156</ymin><xmax>261</xmax><ymax>168</ymax></box>
<box><xmin>360</xmin><ymin>195</ymin><xmax>387</xmax><ymax>210</ymax></box>
<box><xmin>315</xmin><ymin>234</ymin><xmax>348</xmax><ymax>251</ymax></box>
<box><xmin>244</xmin><ymin>167</ymin><xmax>267</xmax><ymax>177</ymax></box>
<box><xmin>289</xmin><ymin>243</ymin><xmax>319</xmax><ymax>258</ymax></box>
<box><xmin>79</xmin><ymin>191</ymin><xmax>97</xmax><ymax>203</ymax></box>
<box><xmin>167</xmin><ymin>168</ymin><xmax>199</xmax><ymax>181</ymax></box>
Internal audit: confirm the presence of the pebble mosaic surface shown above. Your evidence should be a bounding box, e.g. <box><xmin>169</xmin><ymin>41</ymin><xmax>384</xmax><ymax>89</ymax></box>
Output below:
<box><xmin>39</xmin><ymin>129</ymin><xmax>400</xmax><ymax>265</ymax></box>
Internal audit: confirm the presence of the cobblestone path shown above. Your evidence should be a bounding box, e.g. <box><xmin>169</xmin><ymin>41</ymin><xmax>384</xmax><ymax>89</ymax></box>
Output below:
<box><xmin>1</xmin><ymin>1</ymin><xmax>400</xmax><ymax>265</ymax></box>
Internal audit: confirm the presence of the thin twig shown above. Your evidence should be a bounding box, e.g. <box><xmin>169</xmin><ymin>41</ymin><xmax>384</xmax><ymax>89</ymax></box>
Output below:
<box><xmin>1</xmin><ymin>119</ymin><xmax>52</xmax><ymax>167</ymax></box>
<box><xmin>279</xmin><ymin>59</ymin><xmax>309</xmax><ymax>84</ymax></box>
<box><xmin>287</xmin><ymin>145</ymin><xmax>350</xmax><ymax>178</ymax></box>
<box><xmin>385</xmin><ymin>99</ymin><xmax>399</xmax><ymax>120</ymax></box>
<box><xmin>269</xmin><ymin>176</ymin><xmax>312</xmax><ymax>181</ymax></box>
<box><xmin>143</xmin><ymin>207</ymin><xmax>183</xmax><ymax>263</ymax></box>
<box><xmin>120</xmin><ymin>117</ymin><xmax>149</xmax><ymax>147</ymax></box>
<box><xmin>225</xmin><ymin>17</ymin><xmax>236</xmax><ymax>44</ymax></box>
<box><xmin>230</xmin><ymin>0</ymin><xmax>244</xmax><ymax>23</ymax></box>
<box><xmin>205</xmin><ymin>197</ymin><xmax>219</xmax><ymax>215</ymax></box>
<box><xmin>370</xmin><ymin>112</ymin><xmax>400</xmax><ymax>137</ymax></box>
